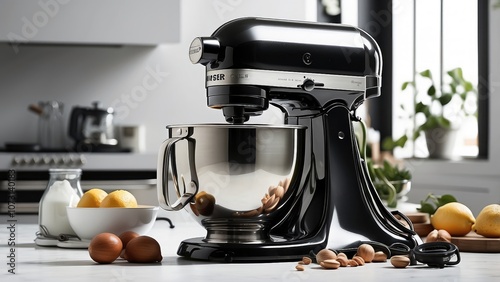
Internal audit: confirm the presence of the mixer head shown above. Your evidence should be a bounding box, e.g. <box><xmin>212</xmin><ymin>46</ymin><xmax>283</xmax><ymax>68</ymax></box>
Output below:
<box><xmin>189</xmin><ymin>17</ymin><xmax>382</xmax><ymax>123</ymax></box>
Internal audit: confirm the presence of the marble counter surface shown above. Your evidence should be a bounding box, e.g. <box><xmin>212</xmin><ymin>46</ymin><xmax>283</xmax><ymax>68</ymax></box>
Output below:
<box><xmin>1</xmin><ymin>213</ymin><xmax>499</xmax><ymax>282</ymax></box>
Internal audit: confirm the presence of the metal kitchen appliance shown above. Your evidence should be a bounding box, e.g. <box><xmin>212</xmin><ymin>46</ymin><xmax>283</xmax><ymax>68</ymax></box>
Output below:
<box><xmin>158</xmin><ymin>18</ymin><xmax>421</xmax><ymax>262</ymax></box>
<box><xmin>69</xmin><ymin>102</ymin><xmax>118</xmax><ymax>152</ymax></box>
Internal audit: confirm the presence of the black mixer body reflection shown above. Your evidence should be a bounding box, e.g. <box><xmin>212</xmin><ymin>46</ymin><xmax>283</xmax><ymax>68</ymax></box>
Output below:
<box><xmin>158</xmin><ymin>17</ymin><xmax>422</xmax><ymax>262</ymax></box>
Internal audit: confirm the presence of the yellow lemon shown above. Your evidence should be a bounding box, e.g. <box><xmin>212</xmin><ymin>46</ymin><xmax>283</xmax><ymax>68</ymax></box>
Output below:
<box><xmin>472</xmin><ymin>204</ymin><xmax>500</xmax><ymax>238</ymax></box>
<box><xmin>100</xmin><ymin>190</ymin><xmax>138</xmax><ymax>208</ymax></box>
<box><xmin>77</xmin><ymin>188</ymin><xmax>108</xmax><ymax>207</ymax></box>
<box><xmin>430</xmin><ymin>202</ymin><xmax>475</xmax><ymax>236</ymax></box>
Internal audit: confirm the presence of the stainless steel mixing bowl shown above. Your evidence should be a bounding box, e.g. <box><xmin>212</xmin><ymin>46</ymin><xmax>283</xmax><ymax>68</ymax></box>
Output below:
<box><xmin>158</xmin><ymin>124</ymin><xmax>306</xmax><ymax>243</ymax></box>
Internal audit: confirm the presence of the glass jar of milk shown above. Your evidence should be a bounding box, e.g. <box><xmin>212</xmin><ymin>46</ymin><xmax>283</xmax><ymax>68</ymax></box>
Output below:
<box><xmin>38</xmin><ymin>169</ymin><xmax>83</xmax><ymax>238</ymax></box>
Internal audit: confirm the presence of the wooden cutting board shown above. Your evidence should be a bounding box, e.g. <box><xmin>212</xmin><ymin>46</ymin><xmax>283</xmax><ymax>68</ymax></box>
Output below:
<box><xmin>404</xmin><ymin>212</ymin><xmax>429</xmax><ymax>224</ymax></box>
<box><xmin>451</xmin><ymin>232</ymin><xmax>500</xmax><ymax>253</ymax></box>
<box><xmin>401</xmin><ymin>212</ymin><xmax>500</xmax><ymax>252</ymax></box>
<box><xmin>413</xmin><ymin>223</ymin><xmax>434</xmax><ymax>237</ymax></box>
<box><xmin>402</xmin><ymin>212</ymin><xmax>433</xmax><ymax>237</ymax></box>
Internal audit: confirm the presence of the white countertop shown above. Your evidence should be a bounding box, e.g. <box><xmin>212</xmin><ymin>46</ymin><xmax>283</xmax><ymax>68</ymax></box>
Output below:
<box><xmin>1</xmin><ymin>213</ymin><xmax>499</xmax><ymax>282</ymax></box>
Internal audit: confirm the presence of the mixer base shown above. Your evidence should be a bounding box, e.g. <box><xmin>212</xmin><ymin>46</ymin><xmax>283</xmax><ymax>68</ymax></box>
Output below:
<box><xmin>177</xmin><ymin>237</ymin><xmax>324</xmax><ymax>262</ymax></box>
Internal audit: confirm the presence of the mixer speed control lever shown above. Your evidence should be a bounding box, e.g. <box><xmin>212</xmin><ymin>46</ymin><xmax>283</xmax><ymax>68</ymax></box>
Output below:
<box><xmin>300</xmin><ymin>79</ymin><xmax>324</xmax><ymax>91</ymax></box>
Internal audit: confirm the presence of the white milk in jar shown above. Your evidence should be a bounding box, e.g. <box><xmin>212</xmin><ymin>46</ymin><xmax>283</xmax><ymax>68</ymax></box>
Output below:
<box><xmin>39</xmin><ymin>180</ymin><xmax>80</xmax><ymax>235</ymax></box>
<box><xmin>38</xmin><ymin>169</ymin><xmax>83</xmax><ymax>237</ymax></box>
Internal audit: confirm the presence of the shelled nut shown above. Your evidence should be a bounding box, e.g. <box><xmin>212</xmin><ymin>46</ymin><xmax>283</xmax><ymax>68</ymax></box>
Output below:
<box><xmin>336</xmin><ymin>256</ymin><xmax>349</xmax><ymax>267</ymax></box>
<box><xmin>356</xmin><ymin>244</ymin><xmax>375</xmax><ymax>263</ymax></box>
<box><xmin>337</xmin><ymin>252</ymin><xmax>347</xmax><ymax>259</ymax></box>
<box><xmin>302</xmin><ymin>257</ymin><xmax>312</xmax><ymax>265</ymax></box>
<box><xmin>372</xmin><ymin>251</ymin><xmax>388</xmax><ymax>262</ymax></box>
<box><xmin>348</xmin><ymin>259</ymin><xmax>359</xmax><ymax>267</ymax></box>
<box><xmin>426</xmin><ymin>229</ymin><xmax>452</xmax><ymax>243</ymax></box>
<box><xmin>321</xmin><ymin>259</ymin><xmax>341</xmax><ymax>269</ymax></box>
<box><xmin>390</xmin><ymin>255</ymin><xmax>411</xmax><ymax>268</ymax></box>
<box><xmin>316</xmin><ymin>249</ymin><xmax>337</xmax><ymax>264</ymax></box>
<box><xmin>352</xmin><ymin>256</ymin><xmax>365</xmax><ymax>266</ymax></box>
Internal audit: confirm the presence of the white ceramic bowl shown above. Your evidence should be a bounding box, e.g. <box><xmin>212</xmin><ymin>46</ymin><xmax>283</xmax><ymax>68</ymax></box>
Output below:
<box><xmin>66</xmin><ymin>205</ymin><xmax>159</xmax><ymax>240</ymax></box>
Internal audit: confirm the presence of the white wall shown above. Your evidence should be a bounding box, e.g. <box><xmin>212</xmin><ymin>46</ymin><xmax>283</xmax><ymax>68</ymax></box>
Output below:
<box><xmin>0</xmin><ymin>0</ymin><xmax>316</xmax><ymax>153</ymax></box>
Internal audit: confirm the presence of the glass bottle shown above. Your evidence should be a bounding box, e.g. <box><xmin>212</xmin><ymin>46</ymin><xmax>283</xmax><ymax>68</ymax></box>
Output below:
<box><xmin>38</xmin><ymin>169</ymin><xmax>83</xmax><ymax>240</ymax></box>
<box><xmin>38</xmin><ymin>101</ymin><xmax>65</xmax><ymax>149</ymax></box>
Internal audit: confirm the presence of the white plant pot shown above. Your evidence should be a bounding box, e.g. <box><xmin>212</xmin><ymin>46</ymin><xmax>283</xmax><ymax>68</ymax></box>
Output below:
<box><xmin>424</xmin><ymin>127</ymin><xmax>458</xmax><ymax>159</ymax></box>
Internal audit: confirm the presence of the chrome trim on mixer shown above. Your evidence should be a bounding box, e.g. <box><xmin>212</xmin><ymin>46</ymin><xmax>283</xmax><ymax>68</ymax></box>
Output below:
<box><xmin>167</xmin><ymin>124</ymin><xmax>305</xmax><ymax>132</ymax></box>
<box><xmin>204</xmin><ymin>222</ymin><xmax>268</xmax><ymax>243</ymax></box>
<box><xmin>206</xmin><ymin>68</ymin><xmax>377</xmax><ymax>92</ymax></box>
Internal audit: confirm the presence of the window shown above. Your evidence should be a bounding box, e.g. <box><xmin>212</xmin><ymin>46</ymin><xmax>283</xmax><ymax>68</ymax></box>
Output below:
<box><xmin>392</xmin><ymin>0</ymin><xmax>483</xmax><ymax>159</ymax></box>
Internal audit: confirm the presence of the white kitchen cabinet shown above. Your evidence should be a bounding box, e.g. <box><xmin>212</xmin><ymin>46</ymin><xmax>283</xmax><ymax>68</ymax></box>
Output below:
<box><xmin>0</xmin><ymin>0</ymin><xmax>180</xmax><ymax>47</ymax></box>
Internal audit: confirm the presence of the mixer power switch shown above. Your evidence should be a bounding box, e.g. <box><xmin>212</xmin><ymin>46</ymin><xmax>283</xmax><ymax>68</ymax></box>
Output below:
<box><xmin>300</xmin><ymin>79</ymin><xmax>324</xmax><ymax>91</ymax></box>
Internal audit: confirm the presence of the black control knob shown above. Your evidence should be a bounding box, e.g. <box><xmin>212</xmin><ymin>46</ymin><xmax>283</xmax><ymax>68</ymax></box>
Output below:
<box><xmin>300</xmin><ymin>79</ymin><xmax>324</xmax><ymax>91</ymax></box>
<box><xmin>189</xmin><ymin>37</ymin><xmax>220</xmax><ymax>65</ymax></box>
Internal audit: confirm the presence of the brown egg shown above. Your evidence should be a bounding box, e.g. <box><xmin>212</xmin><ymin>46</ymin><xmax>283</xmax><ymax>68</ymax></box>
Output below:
<box><xmin>118</xmin><ymin>231</ymin><xmax>140</xmax><ymax>258</ymax></box>
<box><xmin>124</xmin><ymin>236</ymin><xmax>163</xmax><ymax>263</ymax></box>
<box><xmin>119</xmin><ymin>231</ymin><xmax>140</xmax><ymax>248</ymax></box>
<box><xmin>88</xmin><ymin>233</ymin><xmax>123</xmax><ymax>264</ymax></box>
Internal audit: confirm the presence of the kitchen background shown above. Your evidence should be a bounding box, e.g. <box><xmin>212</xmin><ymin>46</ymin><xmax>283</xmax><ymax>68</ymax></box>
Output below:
<box><xmin>0</xmin><ymin>0</ymin><xmax>319</xmax><ymax>214</ymax></box>
<box><xmin>0</xmin><ymin>0</ymin><xmax>318</xmax><ymax>153</ymax></box>
<box><xmin>0</xmin><ymin>0</ymin><xmax>499</xmax><ymax>215</ymax></box>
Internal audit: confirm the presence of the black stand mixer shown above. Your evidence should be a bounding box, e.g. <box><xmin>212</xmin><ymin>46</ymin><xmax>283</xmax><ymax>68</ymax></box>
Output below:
<box><xmin>158</xmin><ymin>17</ymin><xmax>421</xmax><ymax>262</ymax></box>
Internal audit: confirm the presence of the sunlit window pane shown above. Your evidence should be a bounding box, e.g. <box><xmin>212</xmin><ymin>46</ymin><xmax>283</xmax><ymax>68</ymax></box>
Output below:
<box><xmin>392</xmin><ymin>0</ymin><xmax>478</xmax><ymax>159</ymax></box>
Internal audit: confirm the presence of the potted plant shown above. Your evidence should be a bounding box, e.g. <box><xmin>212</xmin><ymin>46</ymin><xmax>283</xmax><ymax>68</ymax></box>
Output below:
<box><xmin>367</xmin><ymin>159</ymin><xmax>412</xmax><ymax>208</ymax></box>
<box><xmin>383</xmin><ymin>67</ymin><xmax>477</xmax><ymax>159</ymax></box>
<box><xmin>356</xmin><ymin>119</ymin><xmax>412</xmax><ymax>208</ymax></box>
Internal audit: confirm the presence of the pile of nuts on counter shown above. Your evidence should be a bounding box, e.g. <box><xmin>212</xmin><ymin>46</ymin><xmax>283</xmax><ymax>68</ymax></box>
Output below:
<box><xmin>295</xmin><ymin>243</ymin><xmax>410</xmax><ymax>271</ymax></box>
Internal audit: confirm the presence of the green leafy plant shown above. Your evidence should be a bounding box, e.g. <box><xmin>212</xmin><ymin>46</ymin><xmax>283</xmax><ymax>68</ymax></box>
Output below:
<box><xmin>356</xmin><ymin>118</ymin><xmax>411</xmax><ymax>208</ymax></box>
<box><xmin>367</xmin><ymin>159</ymin><xmax>412</xmax><ymax>208</ymax></box>
<box><xmin>417</xmin><ymin>193</ymin><xmax>457</xmax><ymax>215</ymax></box>
<box><xmin>383</xmin><ymin>67</ymin><xmax>476</xmax><ymax>151</ymax></box>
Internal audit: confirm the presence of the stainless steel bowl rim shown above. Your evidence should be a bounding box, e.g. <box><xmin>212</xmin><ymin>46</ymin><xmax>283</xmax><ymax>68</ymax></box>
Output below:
<box><xmin>166</xmin><ymin>123</ymin><xmax>306</xmax><ymax>129</ymax></box>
